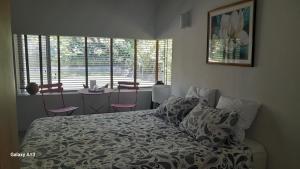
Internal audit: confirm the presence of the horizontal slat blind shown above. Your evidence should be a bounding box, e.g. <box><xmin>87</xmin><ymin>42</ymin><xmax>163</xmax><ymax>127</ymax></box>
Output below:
<box><xmin>12</xmin><ymin>34</ymin><xmax>173</xmax><ymax>92</ymax></box>
<box><xmin>60</xmin><ymin>36</ymin><xmax>85</xmax><ymax>90</ymax></box>
<box><xmin>87</xmin><ymin>37</ymin><xmax>111</xmax><ymax>88</ymax></box>
<box><xmin>13</xmin><ymin>34</ymin><xmax>26</xmax><ymax>93</ymax></box>
<box><xmin>27</xmin><ymin>35</ymin><xmax>41</xmax><ymax>85</ymax></box>
<box><xmin>41</xmin><ymin>35</ymin><xmax>48</xmax><ymax>85</ymax></box>
<box><xmin>158</xmin><ymin>39</ymin><xmax>173</xmax><ymax>85</ymax></box>
<box><xmin>50</xmin><ymin>36</ymin><xmax>59</xmax><ymax>84</ymax></box>
<box><xmin>113</xmin><ymin>39</ymin><xmax>135</xmax><ymax>87</ymax></box>
<box><xmin>136</xmin><ymin>40</ymin><xmax>157</xmax><ymax>87</ymax></box>
<box><xmin>22</xmin><ymin>35</ymin><xmax>28</xmax><ymax>87</ymax></box>
<box><xmin>166</xmin><ymin>40</ymin><xmax>172</xmax><ymax>85</ymax></box>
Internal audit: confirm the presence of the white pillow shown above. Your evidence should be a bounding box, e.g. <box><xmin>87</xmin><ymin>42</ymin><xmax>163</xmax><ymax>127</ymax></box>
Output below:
<box><xmin>216</xmin><ymin>96</ymin><xmax>260</xmax><ymax>129</ymax></box>
<box><xmin>198</xmin><ymin>88</ymin><xmax>217</xmax><ymax>107</ymax></box>
<box><xmin>185</xmin><ymin>86</ymin><xmax>198</xmax><ymax>98</ymax></box>
<box><xmin>216</xmin><ymin>96</ymin><xmax>260</xmax><ymax>142</ymax></box>
<box><xmin>185</xmin><ymin>86</ymin><xmax>217</xmax><ymax>107</ymax></box>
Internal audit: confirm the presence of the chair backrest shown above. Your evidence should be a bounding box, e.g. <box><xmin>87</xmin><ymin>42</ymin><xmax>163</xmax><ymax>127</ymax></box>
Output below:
<box><xmin>39</xmin><ymin>83</ymin><xmax>65</xmax><ymax>113</ymax></box>
<box><xmin>117</xmin><ymin>81</ymin><xmax>139</xmax><ymax>104</ymax></box>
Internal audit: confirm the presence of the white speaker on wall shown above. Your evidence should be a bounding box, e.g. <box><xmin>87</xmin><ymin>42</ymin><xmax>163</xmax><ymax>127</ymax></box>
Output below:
<box><xmin>180</xmin><ymin>10</ymin><xmax>192</xmax><ymax>28</ymax></box>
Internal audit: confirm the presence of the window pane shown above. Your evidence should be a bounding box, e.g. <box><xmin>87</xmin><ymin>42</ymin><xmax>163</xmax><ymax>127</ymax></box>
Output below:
<box><xmin>50</xmin><ymin>36</ymin><xmax>59</xmax><ymax>84</ymax></box>
<box><xmin>136</xmin><ymin>40</ymin><xmax>156</xmax><ymax>87</ymax></box>
<box><xmin>165</xmin><ymin>40</ymin><xmax>172</xmax><ymax>85</ymax></box>
<box><xmin>27</xmin><ymin>35</ymin><xmax>41</xmax><ymax>85</ymax></box>
<box><xmin>158</xmin><ymin>39</ymin><xmax>172</xmax><ymax>85</ymax></box>
<box><xmin>21</xmin><ymin>35</ymin><xmax>28</xmax><ymax>86</ymax></box>
<box><xmin>13</xmin><ymin>34</ymin><xmax>173</xmax><ymax>93</ymax></box>
<box><xmin>60</xmin><ymin>36</ymin><xmax>85</xmax><ymax>90</ymax></box>
<box><xmin>13</xmin><ymin>34</ymin><xmax>26</xmax><ymax>93</ymax></box>
<box><xmin>41</xmin><ymin>35</ymin><xmax>48</xmax><ymax>84</ymax></box>
<box><xmin>113</xmin><ymin>39</ymin><xmax>134</xmax><ymax>87</ymax></box>
<box><xmin>87</xmin><ymin>37</ymin><xmax>111</xmax><ymax>88</ymax></box>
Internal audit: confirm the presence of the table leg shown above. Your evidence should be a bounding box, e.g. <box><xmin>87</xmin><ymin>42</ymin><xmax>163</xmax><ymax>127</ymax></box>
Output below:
<box><xmin>107</xmin><ymin>93</ymin><xmax>111</xmax><ymax>113</ymax></box>
<box><xmin>81</xmin><ymin>94</ymin><xmax>86</xmax><ymax>114</ymax></box>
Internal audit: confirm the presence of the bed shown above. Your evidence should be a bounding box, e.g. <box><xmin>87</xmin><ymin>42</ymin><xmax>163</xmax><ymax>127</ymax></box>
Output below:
<box><xmin>21</xmin><ymin>110</ymin><xmax>260</xmax><ymax>169</ymax></box>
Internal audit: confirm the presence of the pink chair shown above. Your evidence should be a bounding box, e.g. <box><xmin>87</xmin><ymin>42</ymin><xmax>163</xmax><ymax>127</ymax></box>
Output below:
<box><xmin>111</xmin><ymin>81</ymin><xmax>139</xmax><ymax>112</ymax></box>
<box><xmin>40</xmin><ymin>83</ymin><xmax>78</xmax><ymax>116</ymax></box>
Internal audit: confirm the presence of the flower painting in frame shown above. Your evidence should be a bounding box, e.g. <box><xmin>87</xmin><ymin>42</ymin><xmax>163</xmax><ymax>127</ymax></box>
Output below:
<box><xmin>207</xmin><ymin>0</ymin><xmax>255</xmax><ymax>66</ymax></box>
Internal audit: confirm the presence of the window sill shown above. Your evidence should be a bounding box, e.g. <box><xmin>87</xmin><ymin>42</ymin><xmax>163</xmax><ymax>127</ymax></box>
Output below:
<box><xmin>17</xmin><ymin>87</ymin><xmax>152</xmax><ymax>97</ymax></box>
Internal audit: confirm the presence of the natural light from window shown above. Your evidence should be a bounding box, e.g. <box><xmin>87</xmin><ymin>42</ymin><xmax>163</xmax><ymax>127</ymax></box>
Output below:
<box><xmin>13</xmin><ymin>34</ymin><xmax>172</xmax><ymax>93</ymax></box>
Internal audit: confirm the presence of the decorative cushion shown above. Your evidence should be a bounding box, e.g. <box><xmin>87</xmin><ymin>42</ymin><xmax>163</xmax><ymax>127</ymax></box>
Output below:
<box><xmin>188</xmin><ymin>100</ymin><xmax>209</xmax><ymax>115</ymax></box>
<box><xmin>155</xmin><ymin>96</ymin><xmax>176</xmax><ymax>119</ymax></box>
<box><xmin>155</xmin><ymin>96</ymin><xmax>201</xmax><ymax>126</ymax></box>
<box><xmin>216</xmin><ymin>96</ymin><xmax>260</xmax><ymax>142</ymax></box>
<box><xmin>180</xmin><ymin>105</ymin><xmax>239</xmax><ymax>146</ymax></box>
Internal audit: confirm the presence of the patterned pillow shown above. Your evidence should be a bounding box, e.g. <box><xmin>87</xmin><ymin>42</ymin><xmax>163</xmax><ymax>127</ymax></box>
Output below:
<box><xmin>180</xmin><ymin>105</ymin><xmax>239</xmax><ymax>146</ymax></box>
<box><xmin>188</xmin><ymin>100</ymin><xmax>209</xmax><ymax>115</ymax></box>
<box><xmin>155</xmin><ymin>96</ymin><xmax>202</xmax><ymax>126</ymax></box>
<box><xmin>155</xmin><ymin>96</ymin><xmax>177</xmax><ymax>120</ymax></box>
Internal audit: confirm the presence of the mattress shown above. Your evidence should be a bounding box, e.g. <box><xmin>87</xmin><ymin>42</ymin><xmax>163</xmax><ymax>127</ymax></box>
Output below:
<box><xmin>21</xmin><ymin>110</ymin><xmax>253</xmax><ymax>169</ymax></box>
<box><xmin>244</xmin><ymin>139</ymin><xmax>267</xmax><ymax>169</ymax></box>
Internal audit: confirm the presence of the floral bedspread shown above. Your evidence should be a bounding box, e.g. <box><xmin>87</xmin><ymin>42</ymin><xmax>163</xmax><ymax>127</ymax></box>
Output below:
<box><xmin>21</xmin><ymin>110</ymin><xmax>253</xmax><ymax>169</ymax></box>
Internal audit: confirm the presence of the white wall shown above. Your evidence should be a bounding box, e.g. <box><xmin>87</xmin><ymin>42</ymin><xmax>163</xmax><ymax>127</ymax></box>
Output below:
<box><xmin>17</xmin><ymin>91</ymin><xmax>152</xmax><ymax>131</ymax></box>
<box><xmin>0</xmin><ymin>0</ymin><xmax>19</xmax><ymax>167</ymax></box>
<box><xmin>11</xmin><ymin>0</ymin><xmax>157</xmax><ymax>38</ymax></box>
<box><xmin>156</xmin><ymin>0</ymin><xmax>300</xmax><ymax>169</ymax></box>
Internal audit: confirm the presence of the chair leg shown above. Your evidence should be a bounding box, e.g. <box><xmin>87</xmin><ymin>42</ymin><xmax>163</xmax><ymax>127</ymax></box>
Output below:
<box><xmin>67</xmin><ymin>111</ymin><xmax>74</xmax><ymax>116</ymax></box>
<box><xmin>46</xmin><ymin>111</ymin><xmax>50</xmax><ymax>117</ymax></box>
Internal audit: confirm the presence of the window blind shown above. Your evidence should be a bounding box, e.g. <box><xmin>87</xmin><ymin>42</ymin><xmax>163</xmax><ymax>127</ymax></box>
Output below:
<box><xmin>13</xmin><ymin>34</ymin><xmax>26</xmax><ymax>93</ymax></box>
<box><xmin>87</xmin><ymin>37</ymin><xmax>111</xmax><ymax>88</ymax></box>
<box><xmin>41</xmin><ymin>35</ymin><xmax>48</xmax><ymax>85</ymax></box>
<box><xmin>165</xmin><ymin>40</ymin><xmax>173</xmax><ymax>85</ymax></box>
<box><xmin>59</xmin><ymin>36</ymin><xmax>85</xmax><ymax>90</ymax></box>
<box><xmin>49</xmin><ymin>36</ymin><xmax>59</xmax><ymax>84</ymax></box>
<box><xmin>158</xmin><ymin>39</ymin><xmax>172</xmax><ymax>85</ymax></box>
<box><xmin>112</xmin><ymin>39</ymin><xmax>135</xmax><ymax>87</ymax></box>
<box><xmin>13</xmin><ymin>34</ymin><xmax>173</xmax><ymax>92</ymax></box>
<box><xmin>26</xmin><ymin>35</ymin><xmax>41</xmax><ymax>85</ymax></box>
<box><xmin>136</xmin><ymin>40</ymin><xmax>157</xmax><ymax>87</ymax></box>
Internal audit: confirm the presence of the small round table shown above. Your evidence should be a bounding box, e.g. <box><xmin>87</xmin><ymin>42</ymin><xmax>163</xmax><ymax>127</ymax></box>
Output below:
<box><xmin>78</xmin><ymin>88</ymin><xmax>114</xmax><ymax>114</ymax></box>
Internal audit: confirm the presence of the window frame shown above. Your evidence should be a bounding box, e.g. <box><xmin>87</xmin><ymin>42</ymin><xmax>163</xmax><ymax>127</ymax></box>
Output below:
<box><xmin>13</xmin><ymin>34</ymin><xmax>172</xmax><ymax>93</ymax></box>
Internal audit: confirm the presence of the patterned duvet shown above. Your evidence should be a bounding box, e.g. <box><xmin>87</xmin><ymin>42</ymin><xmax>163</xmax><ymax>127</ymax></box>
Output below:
<box><xmin>21</xmin><ymin>110</ymin><xmax>253</xmax><ymax>169</ymax></box>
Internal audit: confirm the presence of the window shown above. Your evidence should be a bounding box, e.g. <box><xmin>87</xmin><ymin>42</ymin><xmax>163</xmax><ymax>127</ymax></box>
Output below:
<box><xmin>13</xmin><ymin>35</ymin><xmax>26</xmax><ymax>93</ymax></box>
<box><xmin>49</xmin><ymin>36</ymin><xmax>59</xmax><ymax>84</ymax></box>
<box><xmin>113</xmin><ymin>39</ymin><xmax>135</xmax><ymax>87</ymax></box>
<box><xmin>136</xmin><ymin>40</ymin><xmax>157</xmax><ymax>87</ymax></box>
<box><xmin>41</xmin><ymin>35</ymin><xmax>48</xmax><ymax>84</ymax></box>
<box><xmin>59</xmin><ymin>36</ymin><xmax>86</xmax><ymax>90</ymax></box>
<box><xmin>26</xmin><ymin>35</ymin><xmax>41</xmax><ymax>85</ymax></box>
<box><xmin>158</xmin><ymin>39</ymin><xmax>172</xmax><ymax>85</ymax></box>
<box><xmin>13</xmin><ymin>34</ymin><xmax>173</xmax><ymax>93</ymax></box>
<box><xmin>87</xmin><ymin>37</ymin><xmax>111</xmax><ymax>88</ymax></box>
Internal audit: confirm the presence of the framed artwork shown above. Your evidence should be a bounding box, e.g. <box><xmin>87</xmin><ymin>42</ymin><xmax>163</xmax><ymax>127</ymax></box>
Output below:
<box><xmin>207</xmin><ymin>0</ymin><xmax>256</xmax><ymax>67</ymax></box>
